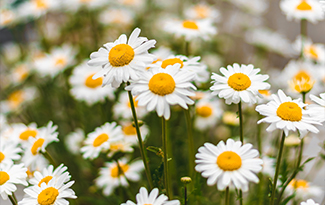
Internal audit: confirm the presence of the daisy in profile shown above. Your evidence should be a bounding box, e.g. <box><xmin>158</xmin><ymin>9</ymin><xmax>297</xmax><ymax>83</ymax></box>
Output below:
<box><xmin>18</xmin><ymin>173</ymin><xmax>77</xmax><ymax>205</ymax></box>
<box><xmin>88</xmin><ymin>27</ymin><xmax>156</xmax><ymax>88</ymax></box>
<box><xmin>285</xmin><ymin>179</ymin><xmax>323</xmax><ymax>199</ymax></box>
<box><xmin>0</xmin><ymin>87</ymin><xmax>37</xmax><ymax>113</ymax></box>
<box><xmin>95</xmin><ymin>158</ymin><xmax>144</xmax><ymax>196</ymax></box>
<box><xmin>195</xmin><ymin>138</ymin><xmax>263</xmax><ymax>191</ymax></box>
<box><xmin>280</xmin><ymin>0</ymin><xmax>324</xmax><ymax>23</ymax></box>
<box><xmin>308</xmin><ymin>93</ymin><xmax>325</xmax><ymax>122</ymax></box>
<box><xmin>301</xmin><ymin>199</ymin><xmax>320</xmax><ymax>205</ymax></box>
<box><xmin>163</xmin><ymin>18</ymin><xmax>217</xmax><ymax>41</ymax></box>
<box><xmin>98</xmin><ymin>7</ymin><xmax>134</xmax><ymax>26</ymax></box>
<box><xmin>256</xmin><ymin>89</ymin><xmax>321</xmax><ymax>137</ymax></box>
<box><xmin>121</xmin><ymin>122</ymin><xmax>149</xmax><ymax>145</ymax></box>
<box><xmin>222</xmin><ymin>112</ymin><xmax>240</xmax><ymax>126</ymax></box>
<box><xmin>29</xmin><ymin>164</ymin><xmax>71</xmax><ymax>187</ymax></box>
<box><xmin>126</xmin><ymin>64</ymin><xmax>197</xmax><ymax>120</ymax></box>
<box><xmin>0</xmin><ymin>141</ymin><xmax>22</xmax><ymax>166</ymax></box>
<box><xmin>81</xmin><ymin>122</ymin><xmax>124</xmax><ymax>159</ymax></box>
<box><xmin>0</xmin><ymin>163</ymin><xmax>28</xmax><ymax>200</ymax></box>
<box><xmin>64</xmin><ymin>128</ymin><xmax>85</xmax><ymax>155</ymax></box>
<box><xmin>121</xmin><ymin>187</ymin><xmax>180</xmax><ymax>205</ymax></box>
<box><xmin>293</xmin><ymin>36</ymin><xmax>325</xmax><ymax>64</ymax></box>
<box><xmin>69</xmin><ymin>61</ymin><xmax>115</xmax><ymax>105</ymax></box>
<box><xmin>184</xmin><ymin>3</ymin><xmax>220</xmax><ymax>20</ymax></box>
<box><xmin>210</xmin><ymin>63</ymin><xmax>270</xmax><ymax>105</ymax></box>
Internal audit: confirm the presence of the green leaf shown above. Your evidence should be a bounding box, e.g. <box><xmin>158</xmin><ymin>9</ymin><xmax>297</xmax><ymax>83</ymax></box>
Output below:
<box><xmin>147</xmin><ymin>146</ymin><xmax>163</xmax><ymax>158</ymax></box>
<box><xmin>280</xmin><ymin>193</ymin><xmax>295</xmax><ymax>205</ymax></box>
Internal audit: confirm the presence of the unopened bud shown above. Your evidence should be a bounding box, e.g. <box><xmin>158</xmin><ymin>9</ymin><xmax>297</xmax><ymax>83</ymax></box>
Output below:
<box><xmin>181</xmin><ymin>176</ymin><xmax>192</xmax><ymax>184</ymax></box>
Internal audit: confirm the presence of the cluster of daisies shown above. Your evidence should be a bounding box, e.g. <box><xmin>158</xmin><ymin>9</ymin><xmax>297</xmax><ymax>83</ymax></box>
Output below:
<box><xmin>0</xmin><ymin>119</ymin><xmax>77</xmax><ymax>204</ymax></box>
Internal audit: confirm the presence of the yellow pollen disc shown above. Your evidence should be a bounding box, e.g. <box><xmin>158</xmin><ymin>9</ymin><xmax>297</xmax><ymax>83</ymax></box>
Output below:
<box><xmin>276</xmin><ymin>102</ymin><xmax>302</xmax><ymax>121</ymax></box>
<box><xmin>289</xmin><ymin>78</ymin><xmax>315</xmax><ymax>93</ymax></box>
<box><xmin>15</xmin><ymin>65</ymin><xmax>29</xmax><ymax>81</ymax></box>
<box><xmin>109</xmin><ymin>44</ymin><xmax>135</xmax><ymax>67</ymax></box>
<box><xmin>122</xmin><ymin>124</ymin><xmax>137</xmax><ymax>135</ymax></box>
<box><xmin>85</xmin><ymin>74</ymin><xmax>103</xmax><ymax>88</ymax></box>
<box><xmin>217</xmin><ymin>151</ymin><xmax>242</xmax><ymax>171</ymax></box>
<box><xmin>31</xmin><ymin>138</ymin><xmax>45</xmax><ymax>155</ymax></box>
<box><xmin>0</xmin><ymin>171</ymin><xmax>10</xmax><ymax>185</ymax></box>
<box><xmin>54</xmin><ymin>58</ymin><xmax>66</xmax><ymax>66</ymax></box>
<box><xmin>196</xmin><ymin>105</ymin><xmax>213</xmax><ymax>117</ymax></box>
<box><xmin>8</xmin><ymin>90</ymin><xmax>24</xmax><ymax>109</ymax></box>
<box><xmin>38</xmin><ymin>176</ymin><xmax>53</xmax><ymax>187</ymax></box>
<box><xmin>294</xmin><ymin>70</ymin><xmax>311</xmax><ymax>81</ymax></box>
<box><xmin>148</xmin><ymin>73</ymin><xmax>176</xmax><ymax>96</ymax></box>
<box><xmin>35</xmin><ymin>0</ymin><xmax>48</xmax><ymax>9</ymax></box>
<box><xmin>227</xmin><ymin>73</ymin><xmax>251</xmax><ymax>91</ymax></box>
<box><xmin>296</xmin><ymin>0</ymin><xmax>312</xmax><ymax>10</ymax></box>
<box><xmin>307</xmin><ymin>46</ymin><xmax>318</xmax><ymax>59</ymax></box>
<box><xmin>0</xmin><ymin>152</ymin><xmax>5</xmax><ymax>163</ymax></box>
<box><xmin>259</xmin><ymin>90</ymin><xmax>271</xmax><ymax>96</ymax></box>
<box><xmin>111</xmin><ymin>164</ymin><xmax>129</xmax><ymax>178</ymax></box>
<box><xmin>93</xmin><ymin>133</ymin><xmax>109</xmax><ymax>147</ymax></box>
<box><xmin>289</xmin><ymin>179</ymin><xmax>309</xmax><ymax>189</ymax></box>
<box><xmin>182</xmin><ymin>20</ymin><xmax>199</xmax><ymax>30</ymax></box>
<box><xmin>20</xmin><ymin>129</ymin><xmax>38</xmax><ymax>140</ymax></box>
<box><xmin>194</xmin><ymin>6</ymin><xmax>209</xmax><ymax>19</ymax></box>
<box><xmin>110</xmin><ymin>143</ymin><xmax>123</xmax><ymax>151</ymax></box>
<box><xmin>161</xmin><ymin>58</ymin><xmax>184</xmax><ymax>69</ymax></box>
<box><xmin>37</xmin><ymin>187</ymin><xmax>59</xmax><ymax>205</ymax></box>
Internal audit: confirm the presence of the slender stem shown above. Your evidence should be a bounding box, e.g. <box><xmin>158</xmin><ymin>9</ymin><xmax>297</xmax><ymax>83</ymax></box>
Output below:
<box><xmin>127</xmin><ymin>88</ymin><xmax>153</xmax><ymax>189</ymax></box>
<box><xmin>42</xmin><ymin>151</ymin><xmax>57</xmax><ymax>167</ymax></box>
<box><xmin>185</xmin><ymin>41</ymin><xmax>190</xmax><ymax>56</ymax></box>
<box><xmin>184</xmin><ymin>184</ymin><xmax>188</xmax><ymax>205</ymax></box>
<box><xmin>12</xmin><ymin>193</ymin><xmax>18</xmax><ymax>203</ymax></box>
<box><xmin>258</xmin><ymin>172</ymin><xmax>264</xmax><ymax>205</ymax></box>
<box><xmin>162</xmin><ymin>118</ymin><xmax>171</xmax><ymax>197</ymax></box>
<box><xmin>300</xmin><ymin>20</ymin><xmax>307</xmax><ymax>59</ymax></box>
<box><xmin>238</xmin><ymin>102</ymin><xmax>244</xmax><ymax>205</ymax></box>
<box><xmin>225</xmin><ymin>187</ymin><xmax>230</xmax><ymax>205</ymax></box>
<box><xmin>270</xmin><ymin>131</ymin><xmax>286</xmax><ymax>205</ymax></box>
<box><xmin>184</xmin><ymin>109</ymin><xmax>195</xmax><ymax>177</ymax></box>
<box><xmin>9</xmin><ymin>195</ymin><xmax>17</xmax><ymax>205</ymax></box>
<box><xmin>302</xmin><ymin>92</ymin><xmax>306</xmax><ymax>104</ymax></box>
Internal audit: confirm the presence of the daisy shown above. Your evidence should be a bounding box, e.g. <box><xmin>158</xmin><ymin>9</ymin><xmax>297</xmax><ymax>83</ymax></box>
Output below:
<box><xmin>195</xmin><ymin>138</ymin><xmax>263</xmax><ymax>191</ymax></box>
<box><xmin>229</xmin><ymin>0</ymin><xmax>269</xmax><ymax>15</ymax></box>
<box><xmin>17</xmin><ymin>0</ymin><xmax>60</xmax><ymax>19</ymax></box>
<box><xmin>81</xmin><ymin>122</ymin><xmax>124</xmax><ymax>159</ymax></box>
<box><xmin>11</xmin><ymin>122</ymin><xmax>39</xmax><ymax>144</ymax></box>
<box><xmin>0</xmin><ymin>141</ymin><xmax>22</xmax><ymax>166</ymax></box>
<box><xmin>184</xmin><ymin>3</ymin><xmax>220</xmax><ymax>20</ymax></box>
<box><xmin>113</xmin><ymin>91</ymin><xmax>148</xmax><ymax>120</ymax></box>
<box><xmin>261</xmin><ymin>156</ymin><xmax>275</xmax><ymax>176</ymax></box>
<box><xmin>18</xmin><ymin>173</ymin><xmax>77</xmax><ymax>205</ymax></box>
<box><xmin>69</xmin><ymin>61</ymin><xmax>115</xmax><ymax>105</ymax></box>
<box><xmin>29</xmin><ymin>164</ymin><xmax>71</xmax><ymax>187</ymax></box>
<box><xmin>293</xmin><ymin>36</ymin><xmax>325</xmax><ymax>64</ymax></box>
<box><xmin>285</xmin><ymin>179</ymin><xmax>323</xmax><ymax>199</ymax></box>
<box><xmin>64</xmin><ymin>128</ymin><xmax>85</xmax><ymax>155</ymax></box>
<box><xmin>121</xmin><ymin>122</ymin><xmax>149</xmax><ymax>145</ymax></box>
<box><xmin>301</xmin><ymin>199</ymin><xmax>320</xmax><ymax>205</ymax></box>
<box><xmin>308</xmin><ymin>93</ymin><xmax>325</xmax><ymax>122</ymax></box>
<box><xmin>210</xmin><ymin>63</ymin><xmax>270</xmax><ymax>105</ymax></box>
<box><xmin>194</xmin><ymin>98</ymin><xmax>223</xmax><ymax>131</ymax></box>
<box><xmin>95</xmin><ymin>158</ymin><xmax>144</xmax><ymax>196</ymax></box>
<box><xmin>98</xmin><ymin>7</ymin><xmax>134</xmax><ymax>26</ymax></box>
<box><xmin>0</xmin><ymin>163</ymin><xmax>28</xmax><ymax>200</ymax></box>
<box><xmin>222</xmin><ymin>112</ymin><xmax>240</xmax><ymax>126</ymax></box>
<box><xmin>0</xmin><ymin>87</ymin><xmax>37</xmax><ymax>113</ymax></box>
<box><xmin>107</xmin><ymin>140</ymin><xmax>134</xmax><ymax>157</ymax></box>
<box><xmin>256</xmin><ymin>89</ymin><xmax>322</xmax><ymax>137</ymax></box>
<box><xmin>121</xmin><ymin>187</ymin><xmax>180</xmax><ymax>205</ymax></box>
<box><xmin>163</xmin><ymin>18</ymin><xmax>217</xmax><ymax>41</ymax></box>
<box><xmin>126</xmin><ymin>64</ymin><xmax>197</xmax><ymax>120</ymax></box>
<box><xmin>88</xmin><ymin>27</ymin><xmax>156</xmax><ymax>88</ymax></box>
<box><xmin>10</xmin><ymin>63</ymin><xmax>31</xmax><ymax>85</ymax></box>
<box><xmin>280</xmin><ymin>0</ymin><xmax>324</xmax><ymax>23</ymax></box>
<box><xmin>0</xmin><ymin>8</ymin><xmax>16</xmax><ymax>29</ymax></box>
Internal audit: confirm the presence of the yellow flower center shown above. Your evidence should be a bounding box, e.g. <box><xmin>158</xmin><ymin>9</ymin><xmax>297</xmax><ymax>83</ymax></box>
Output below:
<box><xmin>110</xmin><ymin>143</ymin><xmax>123</xmax><ymax>151</ymax></box>
<box><xmin>0</xmin><ymin>152</ymin><xmax>5</xmax><ymax>163</ymax></box>
<box><xmin>34</xmin><ymin>0</ymin><xmax>48</xmax><ymax>9</ymax></box>
<box><xmin>31</xmin><ymin>138</ymin><xmax>45</xmax><ymax>155</ymax></box>
<box><xmin>8</xmin><ymin>90</ymin><xmax>24</xmax><ymax>109</ymax></box>
<box><xmin>15</xmin><ymin>65</ymin><xmax>29</xmax><ymax>81</ymax></box>
<box><xmin>122</xmin><ymin>124</ymin><xmax>137</xmax><ymax>135</ymax></box>
<box><xmin>93</xmin><ymin>133</ymin><xmax>109</xmax><ymax>147</ymax></box>
<box><xmin>37</xmin><ymin>187</ymin><xmax>59</xmax><ymax>205</ymax></box>
<box><xmin>85</xmin><ymin>74</ymin><xmax>103</xmax><ymax>88</ymax></box>
<box><xmin>194</xmin><ymin>5</ymin><xmax>209</xmax><ymax>19</ymax></box>
<box><xmin>38</xmin><ymin>176</ymin><xmax>53</xmax><ymax>187</ymax></box>
<box><xmin>196</xmin><ymin>105</ymin><xmax>213</xmax><ymax>117</ymax></box>
<box><xmin>148</xmin><ymin>73</ymin><xmax>176</xmax><ymax>96</ymax></box>
<box><xmin>54</xmin><ymin>58</ymin><xmax>66</xmax><ymax>66</ymax></box>
<box><xmin>20</xmin><ymin>129</ymin><xmax>38</xmax><ymax>140</ymax></box>
<box><xmin>276</xmin><ymin>102</ymin><xmax>302</xmax><ymax>121</ymax></box>
<box><xmin>296</xmin><ymin>0</ymin><xmax>312</xmax><ymax>10</ymax></box>
<box><xmin>109</xmin><ymin>44</ymin><xmax>135</xmax><ymax>67</ymax></box>
<box><xmin>289</xmin><ymin>78</ymin><xmax>315</xmax><ymax>93</ymax></box>
<box><xmin>217</xmin><ymin>151</ymin><xmax>242</xmax><ymax>171</ymax></box>
<box><xmin>306</xmin><ymin>45</ymin><xmax>318</xmax><ymax>59</ymax></box>
<box><xmin>0</xmin><ymin>171</ymin><xmax>10</xmax><ymax>185</ymax></box>
<box><xmin>289</xmin><ymin>179</ymin><xmax>309</xmax><ymax>189</ymax></box>
<box><xmin>259</xmin><ymin>90</ymin><xmax>271</xmax><ymax>96</ymax></box>
<box><xmin>294</xmin><ymin>70</ymin><xmax>311</xmax><ymax>81</ymax></box>
<box><xmin>161</xmin><ymin>58</ymin><xmax>184</xmax><ymax>69</ymax></box>
<box><xmin>182</xmin><ymin>20</ymin><xmax>199</xmax><ymax>30</ymax></box>
<box><xmin>227</xmin><ymin>73</ymin><xmax>251</xmax><ymax>91</ymax></box>
<box><xmin>111</xmin><ymin>164</ymin><xmax>129</xmax><ymax>178</ymax></box>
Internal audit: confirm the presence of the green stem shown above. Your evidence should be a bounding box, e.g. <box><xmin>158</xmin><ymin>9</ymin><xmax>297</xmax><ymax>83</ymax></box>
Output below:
<box><xmin>12</xmin><ymin>193</ymin><xmax>18</xmax><ymax>203</ymax></box>
<box><xmin>162</xmin><ymin>118</ymin><xmax>171</xmax><ymax>197</ymax></box>
<box><xmin>302</xmin><ymin>92</ymin><xmax>306</xmax><ymax>104</ymax></box>
<box><xmin>9</xmin><ymin>195</ymin><xmax>17</xmax><ymax>205</ymax></box>
<box><xmin>42</xmin><ymin>151</ymin><xmax>57</xmax><ymax>167</ymax></box>
<box><xmin>225</xmin><ymin>187</ymin><xmax>230</xmax><ymax>205</ymax></box>
<box><xmin>270</xmin><ymin>131</ymin><xmax>286</xmax><ymax>205</ymax></box>
<box><xmin>184</xmin><ymin>184</ymin><xmax>188</xmax><ymax>205</ymax></box>
<box><xmin>258</xmin><ymin>172</ymin><xmax>264</xmax><ymax>205</ymax></box>
<box><xmin>184</xmin><ymin>109</ymin><xmax>195</xmax><ymax>177</ymax></box>
<box><xmin>127</xmin><ymin>89</ymin><xmax>153</xmax><ymax>189</ymax></box>
<box><xmin>300</xmin><ymin>20</ymin><xmax>307</xmax><ymax>59</ymax></box>
<box><xmin>238</xmin><ymin>102</ymin><xmax>244</xmax><ymax>205</ymax></box>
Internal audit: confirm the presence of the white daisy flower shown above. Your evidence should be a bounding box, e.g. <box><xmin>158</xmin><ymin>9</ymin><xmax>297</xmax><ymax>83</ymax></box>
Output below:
<box><xmin>222</xmin><ymin>112</ymin><xmax>240</xmax><ymax>126</ymax></box>
<box><xmin>151</xmin><ymin>55</ymin><xmax>210</xmax><ymax>84</ymax></box>
<box><xmin>256</xmin><ymin>89</ymin><xmax>322</xmax><ymax>137</ymax></box>
<box><xmin>18</xmin><ymin>173</ymin><xmax>77</xmax><ymax>205</ymax></box>
<box><xmin>285</xmin><ymin>179</ymin><xmax>323</xmax><ymax>199</ymax></box>
<box><xmin>64</xmin><ymin>128</ymin><xmax>85</xmax><ymax>155</ymax></box>
<box><xmin>194</xmin><ymin>98</ymin><xmax>223</xmax><ymax>131</ymax></box>
<box><xmin>293</xmin><ymin>36</ymin><xmax>325</xmax><ymax>64</ymax></box>
<box><xmin>184</xmin><ymin>3</ymin><xmax>220</xmax><ymax>20</ymax></box>
<box><xmin>9</xmin><ymin>63</ymin><xmax>31</xmax><ymax>85</ymax></box>
<box><xmin>301</xmin><ymin>199</ymin><xmax>320</xmax><ymax>205</ymax></box>
<box><xmin>95</xmin><ymin>158</ymin><xmax>144</xmax><ymax>196</ymax></box>
<box><xmin>121</xmin><ymin>187</ymin><xmax>180</xmax><ymax>205</ymax></box>
<box><xmin>17</xmin><ymin>0</ymin><xmax>60</xmax><ymax>19</ymax></box>
<box><xmin>29</xmin><ymin>164</ymin><xmax>71</xmax><ymax>187</ymax></box>
<box><xmin>121</xmin><ymin>122</ymin><xmax>149</xmax><ymax>145</ymax></box>
<box><xmin>81</xmin><ymin>122</ymin><xmax>124</xmax><ymax>160</ymax></box>
<box><xmin>88</xmin><ymin>27</ymin><xmax>156</xmax><ymax>88</ymax></box>
<box><xmin>26</xmin><ymin>156</ymin><xmax>50</xmax><ymax>179</ymax></box>
<box><xmin>0</xmin><ymin>8</ymin><xmax>17</xmax><ymax>29</ymax></box>
<box><xmin>33</xmin><ymin>44</ymin><xmax>76</xmax><ymax>77</ymax></box>
<box><xmin>163</xmin><ymin>18</ymin><xmax>217</xmax><ymax>41</ymax></box>
<box><xmin>69</xmin><ymin>61</ymin><xmax>115</xmax><ymax>105</ymax></box>
<box><xmin>10</xmin><ymin>122</ymin><xmax>39</xmax><ymax>144</ymax></box>
<box><xmin>98</xmin><ymin>7</ymin><xmax>134</xmax><ymax>26</ymax></box>
<box><xmin>0</xmin><ymin>141</ymin><xmax>21</xmax><ymax>166</ymax></box>
<box><xmin>229</xmin><ymin>0</ymin><xmax>269</xmax><ymax>15</ymax></box>
<box><xmin>195</xmin><ymin>138</ymin><xmax>263</xmax><ymax>191</ymax></box>
<box><xmin>126</xmin><ymin>64</ymin><xmax>197</xmax><ymax>120</ymax></box>
<box><xmin>261</xmin><ymin>156</ymin><xmax>275</xmax><ymax>176</ymax></box>
<box><xmin>308</xmin><ymin>93</ymin><xmax>325</xmax><ymax>122</ymax></box>
<box><xmin>0</xmin><ymin>42</ymin><xmax>21</xmax><ymax>63</ymax></box>
<box><xmin>113</xmin><ymin>91</ymin><xmax>148</xmax><ymax>120</ymax></box>
<box><xmin>107</xmin><ymin>140</ymin><xmax>134</xmax><ymax>157</ymax></box>
<box><xmin>0</xmin><ymin>163</ymin><xmax>28</xmax><ymax>200</ymax></box>
<box><xmin>0</xmin><ymin>87</ymin><xmax>37</xmax><ymax>113</ymax></box>
<box><xmin>280</xmin><ymin>0</ymin><xmax>324</xmax><ymax>23</ymax></box>
<box><xmin>210</xmin><ymin>63</ymin><xmax>270</xmax><ymax>105</ymax></box>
